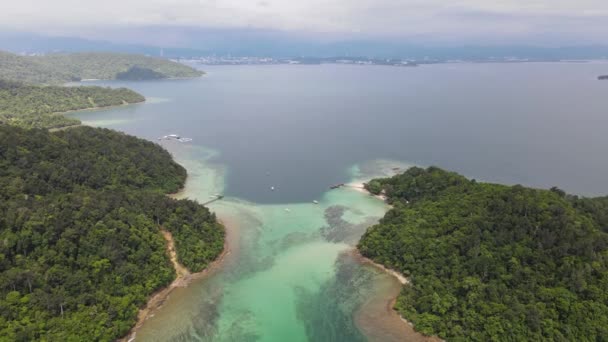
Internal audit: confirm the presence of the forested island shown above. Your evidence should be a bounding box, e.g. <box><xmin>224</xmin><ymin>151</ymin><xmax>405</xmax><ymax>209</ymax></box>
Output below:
<box><xmin>360</xmin><ymin>167</ymin><xmax>608</xmax><ymax>341</ymax></box>
<box><xmin>0</xmin><ymin>50</ymin><xmax>203</xmax><ymax>84</ymax></box>
<box><xmin>0</xmin><ymin>79</ymin><xmax>145</xmax><ymax>129</ymax></box>
<box><xmin>0</xmin><ymin>125</ymin><xmax>224</xmax><ymax>340</ymax></box>
<box><xmin>116</xmin><ymin>66</ymin><xmax>167</xmax><ymax>81</ymax></box>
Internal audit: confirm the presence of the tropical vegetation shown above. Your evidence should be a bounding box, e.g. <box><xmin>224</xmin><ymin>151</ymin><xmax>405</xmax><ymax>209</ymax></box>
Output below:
<box><xmin>359</xmin><ymin>166</ymin><xmax>608</xmax><ymax>341</ymax></box>
<box><xmin>0</xmin><ymin>50</ymin><xmax>202</xmax><ymax>84</ymax></box>
<box><xmin>0</xmin><ymin>125</ymin><xmax>224</xmax><ymax>341</ymax></box>
<box><xmin>0</xmin><ymin>79</ymin><xmax>144</xmax><ymax>129</ymax></box>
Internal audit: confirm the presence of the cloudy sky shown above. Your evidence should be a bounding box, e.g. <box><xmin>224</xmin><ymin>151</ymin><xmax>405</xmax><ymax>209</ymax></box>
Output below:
<box><xmin>2</xmin><ymin>0</ymin><xmax>608</xmax><ymax>45</ymax></box>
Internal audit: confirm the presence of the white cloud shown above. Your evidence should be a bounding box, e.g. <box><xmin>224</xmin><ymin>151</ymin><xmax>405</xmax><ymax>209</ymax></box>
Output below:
<box><xmin>1</xmin><ymin>0</ymin><xmax>608</xmax><ymax>43</ymax></box>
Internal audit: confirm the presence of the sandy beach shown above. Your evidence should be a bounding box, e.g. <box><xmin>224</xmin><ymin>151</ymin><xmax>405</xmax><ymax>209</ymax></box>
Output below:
<box><xmin>120</xmin><ymin>216</ymin><xmax>235</xmax><ymax>342</ymax></box>
<box><xmin>351</xmin><ymin>250</ymin><xmax>443</xmax><ymax>342</ymax></box>
<box><xmin>348</xmin><ymin>182</ymin><xmax>442</xmax><ymax>342</ymax></box>
<box><xmin>346</xmin><ymin>181</ymin><xmax>389</xmax><ymax>201</ymax></box>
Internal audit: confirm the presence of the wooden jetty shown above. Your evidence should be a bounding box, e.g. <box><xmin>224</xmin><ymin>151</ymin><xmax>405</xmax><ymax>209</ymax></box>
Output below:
<box><xmin>202</xmin><ymin>195</ymin><xmax>224</xmax><ymax>206</ymax></box>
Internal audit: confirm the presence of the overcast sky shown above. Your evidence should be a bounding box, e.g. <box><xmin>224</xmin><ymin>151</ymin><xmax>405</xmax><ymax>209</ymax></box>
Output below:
<box><xmin>2</xmin><ymin>0</ymin><xmax>608</xmax><ymax>45</ymax></box>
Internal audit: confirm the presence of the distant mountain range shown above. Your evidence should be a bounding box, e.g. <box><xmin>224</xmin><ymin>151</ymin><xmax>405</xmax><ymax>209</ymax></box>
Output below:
<box><xmin>2</xmin><ymin>30</ymin><xmax>608</xmax><ymax>61</ymax></box>
<box><xmin>0</xmin><ymin>31</ymin><xmax>207</xmax><ymax>58</ymax></box>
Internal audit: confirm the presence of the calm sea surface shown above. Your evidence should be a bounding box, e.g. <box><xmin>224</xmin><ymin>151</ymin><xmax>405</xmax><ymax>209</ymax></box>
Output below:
<box><xmin>72</xmin><ymin>62</ymin><xmax>608</xmax><ymax>341</ymax></box>
<box><xmin>77</xmin><ymin>62</ymin><xmax>608</xmax><ymax>202</ymax></box>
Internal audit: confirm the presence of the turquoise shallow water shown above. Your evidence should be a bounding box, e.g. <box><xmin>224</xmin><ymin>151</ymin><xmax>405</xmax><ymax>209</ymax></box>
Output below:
<box><xmin>70</xmin><ymin>62</ymin><xmax>608</xmax><ymax>341</ymax></box>
<box><xmin>127</xmin><ymin>145</ymin><xmax>412</xmax><ymax>341</ymax></box>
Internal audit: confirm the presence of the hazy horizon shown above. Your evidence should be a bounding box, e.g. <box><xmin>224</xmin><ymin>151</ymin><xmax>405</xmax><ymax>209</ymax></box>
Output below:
<box><xmin>2</xmin><ymin>1</ymin><xmax>608</xmax><ymax>51</ymax></box>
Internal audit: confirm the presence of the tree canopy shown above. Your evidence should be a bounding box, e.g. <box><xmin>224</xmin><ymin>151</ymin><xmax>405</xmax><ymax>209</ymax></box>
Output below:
<box><xmin>0</xmin><ymin>50</ymin><xmax>203</xmax><ymax>84</ymax></box>
<box><xmin>116</xmin><ymin>66</ymin><xmax>166</xmax><ymax>81</ymax></box>
<box><xmin>0</xmin><ymin>79</ymin><xmax>145</xmax><ymax>129</ymax></box>
<box><xmin>0</xmin><ymin>125</ymin><xmax>224</xmax><ymax>341</ymax></box>
<box><xmin>359</xmin><ymin>166</ymin><xmax>608</xmax><ymax>341</ymax></box>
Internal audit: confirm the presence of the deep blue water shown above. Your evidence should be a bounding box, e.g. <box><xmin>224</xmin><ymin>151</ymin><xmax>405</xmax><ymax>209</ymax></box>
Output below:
<box><xmin>73</xmin><ymin>62</ymin><xmax>608</xmax><ymax>203</ymax></box>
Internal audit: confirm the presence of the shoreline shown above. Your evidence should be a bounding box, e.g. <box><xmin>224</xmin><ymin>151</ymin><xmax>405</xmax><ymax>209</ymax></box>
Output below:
<box><xmin>349</xmin><ymin>183</ymin><xmax>443</xmax><ymax>341</ymax></box>
<box><xmin>67</xmin><ymin>74</ymin><xmax>204</xmax><ymax>85</ymax></box>
<box><xmin>353</xmin><ymin>249</ymin><xmax>409</xmax><ymax>285</ymax></box>
<box><xmin>346</xmin><ymin>181</ymin><xmax>388</xmax><ymax>202</ymax></box>
<box><xmin>352</xmin><ymin>249</ymin><xmax>438</xmax><ymax>342</ymax></box>
<box><xmin>58</xmin><ymin>99</ymin><xmax>146</xmax><ymax>117</ymax></box>
<box><xmin>120</xmin><ymin>216</ymin><xmax>233</xmax><ymax>342</ymax></box>
<box><xmin>352</xmin><ymin>247</ymin><xmax>444</xmax><ymax>342</ymax></box>
<box><xmin>69</xmin><ymin>100</ymin><xmax>220</xmax><ymax>342</ymax></box>
<box><xmin>47</xmin><ymin>100</ymin><xmax>147</xmax><ymax>132</ymax></box>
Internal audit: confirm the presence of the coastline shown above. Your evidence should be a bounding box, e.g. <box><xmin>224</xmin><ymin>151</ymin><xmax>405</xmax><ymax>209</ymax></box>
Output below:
<box><xmin>57</xmin><ymin>98</ymin><xmax>146</xmax><ymax>116</ymax></box>
<box><xmin>68</xmin><ymin>74</ymin><xmax>204</xmax><ymax>85</ymax></box>
<box><xmin>47</xmin><ymin>100</ymin><xmax>147</xmax><ymax>132</ymax></box>
<box><xmin>353</xmin><ymin>249</ymin><xmax>409</xmax><ymax>285</ymax></box>
<box><xmin>349</xmin><ymin>183</ymin><xmax>442</xmax><ymax>341</ymax></box>
<box><xmin>352</xmin><ymin>246</ymin><xmax>443</xmax><ymax>342</ymax></box>
<box><xmin>121</xmin><ymin>216</ymin><xmax>233</xmax><ymax>342</ymax></box>
<box><xmin>351</xmin><ymin>252</ymin><xmax>442</xmax><ymax>342</ymax></box>
<box><xmin>346</xmin><ymin>181</ymin><xmax>388</xmax><ymax>201</ymax></box>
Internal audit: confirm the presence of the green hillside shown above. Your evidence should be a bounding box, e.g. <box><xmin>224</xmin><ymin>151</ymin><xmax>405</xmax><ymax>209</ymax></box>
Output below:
<box><xmin>0</xmin><ymin>50</ymin><xmax>203</xmax><ymax>84</ymax></box>
<box><xmin>0</xmin><ymin>125</ymin><xmax>224</xmax><ymax>341</ymax></box>
<box><xmin>0</xmin><ymin>79</ymin><xmax>145</xmax><ymax>129</ymax></box>
<box><xmin>359</xmin><ymin>167</ymin><xmax>608</xmax><ymax>341</ymax></box>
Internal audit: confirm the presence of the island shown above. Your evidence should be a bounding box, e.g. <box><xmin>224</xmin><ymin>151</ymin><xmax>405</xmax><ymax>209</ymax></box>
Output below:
<box><xmin>0</xmin><ymin>79</ymin><xmax>145</xmax><ymax>129</ymax></box>
<box><xmin>116</xmin><ymin>66</ymin><xmax>167</xmax><ymax>81</ymax></box>
<box><xmin>359</xmin><ymin>166</ymin><xmax>608</xmax><ymax>341</ymax></box>
<box><xmin>0</xmin><ymin>125</ymin><xmax>224</xmax><ymax>338</ymax></box>
<box><xmin>0</xmin><ymin>50</ymin><xmax>203</xmax><ymax>84</ymax></box>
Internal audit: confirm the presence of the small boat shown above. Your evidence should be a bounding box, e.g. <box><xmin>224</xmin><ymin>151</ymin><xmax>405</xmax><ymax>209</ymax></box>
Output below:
<box><xmin>313</xmin><ymin>200</ymin><xmax>319</xmax><ymax>204</ymax></box>
<box><xmin>271</xmin><ymin>186</ymin><xmax>275</xmax><ymax>191</ymax></box>
<box><xmin>159</xmin><ymin>134</ymin><xmax>186</xmax><ymax>141</ymax></box>
<box><xmin>284</xmin><ymin>208</ymin><xmax>291</xmax><ymax>212</ymax></box>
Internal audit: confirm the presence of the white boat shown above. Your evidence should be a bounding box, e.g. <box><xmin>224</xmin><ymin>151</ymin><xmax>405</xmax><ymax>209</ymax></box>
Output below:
<box><xmin>313</xmin><ymin>200</ymin><xmax>319</xmax><ymax>204</ymax></box>
<box><xmin>284</xmin><ymin>208</ymin><xmax>291</xmax><ymax>212</ymax></box>
<box><xmin>271</xmin><ymin>186</ymin><xmax>275</xmax><ymax>191</ymax></box>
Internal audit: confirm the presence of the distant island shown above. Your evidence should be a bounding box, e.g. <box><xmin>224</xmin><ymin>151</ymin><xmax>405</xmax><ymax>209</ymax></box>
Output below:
<box><xmin>0</xmin><ymin>79</ymin><xmax>145</xmax><ymax>129</ymax></box>
<box><xmin>187</xmin><ymin>55</ymin><xmax>421</xmax><ymax>67</ymax></box>
<box><xmin>359</xmin><ymin>166</ymin><xmax>608</xmax><ymax>341</ymax></box>
<box><xmin>0</xmin><ymin>50</ymin><xmax>203</xmax><ymax>84</ymax></box>
<box><xmin>599</xmin><ymin>75</ymin><xmax>608</xmax><ymax>80</ymax></box>
<box><xmin>116</xmin><ymin>66</ymin><xmax>167</xmax><ymax>80</ymax></box>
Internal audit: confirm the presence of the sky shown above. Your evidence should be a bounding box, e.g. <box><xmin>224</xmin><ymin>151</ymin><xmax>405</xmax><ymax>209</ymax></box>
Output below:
<box><xmin>1</xmin><ymin>0</ymin><xmax>608</xmax><ymax>46</ymax></box>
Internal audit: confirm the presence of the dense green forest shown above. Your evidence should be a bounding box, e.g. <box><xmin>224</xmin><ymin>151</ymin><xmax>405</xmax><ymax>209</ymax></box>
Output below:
<box><xmin>116</xmin><ymin>66</ymin><xmax>166</xmax><ymax>81</ymax></box>
<box><xmin>359</xmin><ymin>167</ymin><xmax>608</xmax><ymax>341</ymax></box>
<box><xmin>0</xmin><ymin>79</ymin><xmax>144</xmax><ymax>129</ymax></box>
<box><xmin>0</xmin><ymin>50</ymin><xmax>203</xmax><ymax>84</ymax></box>
<box><xmin>0</xmin><ymin>125</ymin><xmax>224</xmax><ymax>340</ymax></box>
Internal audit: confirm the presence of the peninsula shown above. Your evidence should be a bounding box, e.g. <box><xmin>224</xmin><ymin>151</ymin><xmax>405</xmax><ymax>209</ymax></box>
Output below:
<box><xmin>359</xmin><ymin>166</ymin><xmax>608</xmax><ymax>341</ymax></box>
<box><xmin>0</xmin><ymin>50</ymin><xmax>203</xmax><ymax>84</ymax></box>
<box><xmin>0</xmin><ymin>79</ymin><xmax>145</xmax><ymax>129</ymax></box>
<box><xmin>0</xmin><ymin>121</ymin><xmax>224</xmax><ymax>339</ymax></box>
